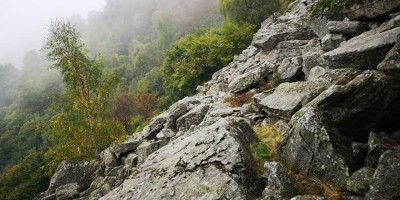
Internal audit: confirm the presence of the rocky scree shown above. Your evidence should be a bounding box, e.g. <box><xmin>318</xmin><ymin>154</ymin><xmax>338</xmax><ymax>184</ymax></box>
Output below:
<box><xmin>37</xmin><ymin>0</ymin><xmax>400</xmax><ymax>199</ymax></box>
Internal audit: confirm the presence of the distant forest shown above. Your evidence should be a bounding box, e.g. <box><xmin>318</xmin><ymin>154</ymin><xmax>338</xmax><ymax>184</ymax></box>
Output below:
<box><xmin>0</xmin><ymin>0</ymin><xmax>289</xmax><ymax>199</ymax></box>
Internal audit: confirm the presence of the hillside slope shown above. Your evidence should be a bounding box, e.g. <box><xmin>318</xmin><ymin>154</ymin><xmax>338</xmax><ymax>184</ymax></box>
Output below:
<box><xmin>36</xmin><ymin>0</ymin><xmax>400</xmax><ymax>199</ymax></box>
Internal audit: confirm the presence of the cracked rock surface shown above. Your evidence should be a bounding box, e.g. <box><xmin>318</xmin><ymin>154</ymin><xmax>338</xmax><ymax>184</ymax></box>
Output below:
<box><xmin>37</xmin><ymin>0</ymin><xmax>400</xmax><ymax>199</ymax></box>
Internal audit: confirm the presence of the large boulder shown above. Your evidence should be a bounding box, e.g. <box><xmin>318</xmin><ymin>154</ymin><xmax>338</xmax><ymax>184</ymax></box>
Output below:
<box><xmin>302</xmin><ymin>39</ymin><xmax>326</xmax><ymax>77</ymax></box>
<box><xmin>263</xmin><ymin>40</ymin><xmax>310</xmax><ymax>66</ymax></box>
<box><xmin>42</xmin><ymin>160</ymin><xmax>102</xmax><ymax>198</ymax></box>
<box><xmin>321</xmin><ymin>27</ymin><xmax>400</xmax><ymax>69</ymax></box>
<box><xmin>176</xmin><ymin>104</ymin><xmax>210</xmax><ymax>132</ymax></box>
<box><xmin>55</xmin><ymin>183</ymin><xmax>80</xmax><ymax>200</ymax></box>
<box><xmin>277</xmin><ymin>57</ymin><xmax>304</xmax><ymax>82</ymax></box>
<box><xmin>377</xmin><ymin>34</ymin><xmax>400</xmax><ymax>70</ymax></box>
<box><xmin>346</xmin><ymin>0</ymin><xmax>400</xmax><ymax>19</ymax></box>
<box><xmin>100</xmin><ymin>117</ymin><xmax>261</xmax><ymax>200</ymax></box>
<box><xmin>262</xmin><ymin>162</ymin><xmax>302</xmax><ymax>199</ymax></box>
<box><xmin>278</xmin><ymin>107</ymin><xmax>357</xmax><ymax>188</ymax></box>
<box><xmin>110</xmin><ymin>138</ymin><xmax>142</xmax><ymax>158</ymax></box>
<box><xmin>307</xmin><ymin>71</ymin><xmax>400</xmax><ymax>141</ymax></box>
<box><xmin>321</xmin><ymin>34</ymin><xmax>346</xmax><ymax>51</ymax></box>
<box><xmin>365</xmin><ymin>149</ymin><xmax>400</xmax><ymax>199</ymax></box>
<box><xmin>228</xmin><ymin>61</ymin><xmax>273</xmax><ymax>93</ymax></box>
<box><xmin>255</xmin><ymin>81</ymin><xmax>326</xmax><ymax>120</ymax></box>
<box><xmin>253</xmin><ymin>22</ymin><xmax>316</xmax><ymax>51</ymax></box>
<box><xmin>365</xmin><ymin>132</ymin><xmax>399</xmax><ymax>168</ymax></box>
<box><xmin>346</xmin><ymin>167</ymin><xmax>375</xmax><ymax>195</ymax></box>
<box><xmin>136</xmin><ymin>139</ymin><xmax>169</xmax><ymax>164</ymax></box>
<box><xmin>326</xmin><ymin>21</ymin><xmax>369</xmax><ymax>37</ymax></box>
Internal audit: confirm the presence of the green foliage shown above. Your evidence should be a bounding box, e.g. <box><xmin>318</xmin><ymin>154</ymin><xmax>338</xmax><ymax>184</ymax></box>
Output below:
<box><xmin>218</xmin><ymin>0</ymin><xmax>282</xmax><ymax>26</ymax></box>
<box><xmin>161</xmin><ymin>22</ymin><xmax>255</xmax><ymax>98</ymax></box>
<box><xmin>42</xmin><ymin>20</ymin><xmax>125</xmax><ymax>171</ymax></box>
<box><xmin>251</xmin><ymin>123</ymin><xmax>283</xmax><ymax>174</ymax></box>
<box><xmin>308</xmin><ymin>0</ymin><xmax>364</xmax><ymax>18</ymax></box>
<box><xmin>0</xmin><ymin>150</ymin><xmax>50</xmax><ymax>200</ymax></box>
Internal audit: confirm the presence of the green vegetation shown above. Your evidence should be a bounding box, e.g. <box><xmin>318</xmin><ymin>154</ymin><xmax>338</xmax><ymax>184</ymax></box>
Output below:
<box><xmin>161</xmin><ymin>22</ymin><xmax>255</xmax><ymax>99</ymax></box>
<box><xmin>218</xmin><ymin>0</ymin><xmax>282</xmax><ymax>26</ymax></box>
<box><xmin>251</xmin><ymin>123</ymin><xmax>283</xmax><ymax>173</ymax></box>
<box><xmin>42</xmin><ymin>20</ymin><xmax>125</xmax><ymax>171</ymax></box>
<box><xmin>308</xmin><ymin>0</ymin><xmax>364</xmax><ymax>18</ymax></box>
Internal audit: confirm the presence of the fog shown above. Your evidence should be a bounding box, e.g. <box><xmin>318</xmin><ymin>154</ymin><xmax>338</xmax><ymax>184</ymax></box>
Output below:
<box><xmin>0</xmin><ymin>0</ymin><xmax>105</xmax><ymax>68</ymax></box>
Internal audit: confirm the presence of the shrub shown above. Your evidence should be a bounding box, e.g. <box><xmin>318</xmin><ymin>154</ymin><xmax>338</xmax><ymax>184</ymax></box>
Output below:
<box><xmin>251</xmin><ymin>123</ymin><xmax>283</xmax><ymax>174</ymax></box>
<box><xmin>224</xmin><ymin>91</ymin><xmax>254</xmax><ymax>107</ymax></box>
<box><xmin>308</xmin><ymin>0</ymin><xmax>364</xmax><ymax>18</ymax></box>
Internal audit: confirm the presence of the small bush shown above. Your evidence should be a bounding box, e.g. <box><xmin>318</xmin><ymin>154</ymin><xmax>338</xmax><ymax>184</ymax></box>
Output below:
<box><xmin>308</xmin><ymin>0</ymin><xmax>364</xmax><ymax>19</ymax></box>
<box><xmin>253</xmin><ymin>123</ymin><xmax>283</xmax><ymax>155</ymax></box>
<box><xmin>225</xmin><ymin>91</ymin><xmax>254</xmax><ymax>107</ymax></box>
<box><xmin>251</xmin><ymin>123</ymin><xmax>283</xmax><ymax>174</ymax></box>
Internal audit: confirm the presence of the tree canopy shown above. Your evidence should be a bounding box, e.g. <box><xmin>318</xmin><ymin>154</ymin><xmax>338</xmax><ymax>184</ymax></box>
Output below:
<box><xmin>42</xmin><ymin>20</ymin><xmax>124</xmax><ymax>169</ymax></box>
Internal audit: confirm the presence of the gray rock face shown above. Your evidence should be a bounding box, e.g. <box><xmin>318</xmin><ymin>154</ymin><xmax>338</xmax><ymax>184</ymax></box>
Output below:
<box><xmin>277</xmin><ymin>57</ymin><xmax>304</xmax><ymax>82</ymax></box>
<box><xmin>307</xmin><ymin>71</ymin><xmax>400</xmax><ymax>141</ymax></box>
<box><xmin>366</xmin><ymin>149</ymin><xmax>400</xmax><ymax>199</ymax></box>
<box><xmin>256</xmin><ymin>81</ymin><xmax>326</xmax><ymax>120</ymax></box>
<box><xmin>262</xmin><ymin>162</ymin><xmax>302</xmax><ymax>199</ymax></box>
<box><xmin>327</xmin><ymin>21</ymin><xmax>369</xmax><ymax>37</ymax></box>
<box><xmin>176</xmin><ymin>104</ymin><xmax>210</xmax><ymax>132</ymax></box>
<box><xmin>278</xmin><ymin>107</ymin><xmax>357</xmax><ymax>188</ymax></box>
<box><xmin>100</xmin><ymin>148</ymin><xmax>119</xmax><ymax>169</ymax></box>
<box><xmin>228</xmin><ymin>61</ymin><xmax>273</xmax><ymax>92</ymax></box>
<box><xmin>110</xmin><ymin>137</ymin><xmax>142</xmax><ymax>158</ymax></box>
<box><xmin>302</xmin><ymin>39</ymin><xmax>325</xmax><ymax>77</ymax></box>
<box><xmin>40</xmin><ymin>160</ymin><xmax>101</xmax><ymax>200</ymax></box>
<box><xmin>55</xmin><ymin>183</ymin><xmax>80</xmax><ymax>200</ymax></box>
<box><xmin>321</xmin><ymin>34</ymin><xmax>346</xmax><ymax>51</ymax></box>
<box><xmin>377</xmin><ymin>34</ymin><xmax>400</xmax><ymax>70</ymax></box>
<box><xmin>136</xmin><ymin>139</ymin><xmax>169</xmax><ymax>164</ymax></box>
<box><xmin>263</xmin><ymin>40</ymin><xmax>310</xmax><ymax>65</ymax></box>
<box><xmin>253</xmin><ymin>22</ymin><xmax>316</xmax><ymax>51</ymax></box>
<box><xmin>48</xmin><ymin>160</ymin><xmax>101</xmax><ymax>194</ymax></box>
<box><xmin>322</xmin><ymin>27</ymin><xmax>400</xmax><ymax>69</ymax></box>
<box><xmin>347</xmin><ymin>0</ymin><xmax>400</xmax><ymax>19</ymax></box>
<box><xmin>365</xmin><ymin>132</ymin><xmax>399</xmax><ymax>168</ymax></box>
<box><xmin>310</xmin><ymin>17</ymin><xmax>328</xmax><ymax>38</ymax></box>
<box><xmin>101</xmin><ymin>118</ymin><xmax>261</xmax><ymax>200</ymax></box>
<box><xmin>346</xmin><ymin>167</ymin><xmax>375</xmax><ymax>195</ymax></box>
<box><xmin>121</xmin><ymin>153</ymin><xmax>138</xmax><ymax>168</ymax></box>
<box><xmin>307</xmin><ymin>66</ymin><xmax>327</xmax><ymax>81</ymax></box>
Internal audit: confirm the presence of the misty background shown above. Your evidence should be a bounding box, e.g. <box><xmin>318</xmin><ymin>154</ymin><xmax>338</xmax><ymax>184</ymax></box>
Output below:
<box><xmin>0</xmin><ymin>0</ymin><xmax>105</xmax><ymax>68</ymax></box>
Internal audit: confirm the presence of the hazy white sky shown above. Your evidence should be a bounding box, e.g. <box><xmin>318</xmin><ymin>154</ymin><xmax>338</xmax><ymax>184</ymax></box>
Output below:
<box><xmin>0</xmin><ymin>0</ymin><xmax>106</xmax><ymax>68</ymax></box>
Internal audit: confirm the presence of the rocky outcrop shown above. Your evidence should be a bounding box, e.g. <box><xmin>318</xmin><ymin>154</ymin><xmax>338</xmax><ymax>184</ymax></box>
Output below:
<box><xmin>346</xmin><ymin>0</ymin><xmax>400</xmax><ymax>19</ymax></box>
<box><xmin>377</xmin><ymin>34</ymin><xmax>400</xmax><ymax>70</ymax></box>
<box><xmin>365</xmin><ymin>149</ymin><xmax>400</xmax><ymax>199</ymax></box>
<box><xmin>262</xmin><ymin>162</ymin><xmax>302</xmax><ymax>199</ymax></box>
<box><xmin>278</xmin><ymin>107</ymin><xmax>357</xmax><ymax>188</ymax></box>
<box><xmin>255</xmin><ymin>81</ymin><xmax>326</xmax><ymax>120</ymax></box>
<box><xmin>101</xmin><ymin>117</ymin><xmax>261</xmax><ymax>200</ymax></box>
<box><xmin>37</xmin><ymin>0</ymin><xmax>400</xmax><ymax>199</ymax></box>
<box><xmin>322</xmin><ymin>27</ymin><xmax>400</xmax><ymax>69</ymax></box>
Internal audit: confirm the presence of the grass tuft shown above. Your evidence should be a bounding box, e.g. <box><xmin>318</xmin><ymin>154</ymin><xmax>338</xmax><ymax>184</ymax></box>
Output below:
<box><xmin>250</xmin><ymin>123</ymin><xmax>283</xmax><ymax>175</ymax></box>
<box><xmin>225</xmin><ymin>91</ymin><xmax>254</xmax><ymax>107</ymax></box>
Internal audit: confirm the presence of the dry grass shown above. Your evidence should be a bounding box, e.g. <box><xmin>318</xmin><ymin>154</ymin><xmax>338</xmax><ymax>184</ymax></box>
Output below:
<box><xmin>291</xmin><ymin>173</ymin><xmax>342</xmax><ymax>200</ymax></box>
<box><xmin>250</xmin><ymin>123</ymin><xmax>284</xmax><ymax>175</ymax></box>
<box><xmin>253</xmin><ymin>123</ymin><xmax>283</xmax><ymax>156</ymax></box>
<box><xmin>225</xmin><ymin>91</ymin><xmax>254</xmax><ymax>107</ymax></box>
<box><xmin>257</xmin><ymin>73</ymin><xmax>281</xmax><ymax>92</ymax></box>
